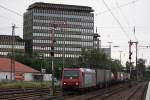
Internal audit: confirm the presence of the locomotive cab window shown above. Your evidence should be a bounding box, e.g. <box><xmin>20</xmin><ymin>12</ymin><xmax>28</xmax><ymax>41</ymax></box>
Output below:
<box><xmin>64</xmin><ymin>70</ymin><xmax>79</xmax><ymax>79</ymax></box>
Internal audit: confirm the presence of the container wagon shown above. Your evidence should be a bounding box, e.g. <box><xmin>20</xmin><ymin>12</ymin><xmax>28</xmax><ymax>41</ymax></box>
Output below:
<box><xmin>61</xmin><ymin>67</ymin><xmax>128</xmax><ymax>93</ymax></box>
<box><xmin>104</xmin><ymin>70</ymin><xmax>111</xmax><ymax>87</ymax></box>
<box><xmin>96</xmin><ymin>69</ymin><xmax>105</xmax><ymax>88</ymax></box>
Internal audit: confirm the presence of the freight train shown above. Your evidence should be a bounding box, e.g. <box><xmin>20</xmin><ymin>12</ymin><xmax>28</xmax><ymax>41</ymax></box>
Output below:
<box><xmin>61</xmin><ymin>67</ymin><xmax>130</xmax><ymax>92</ymax></box>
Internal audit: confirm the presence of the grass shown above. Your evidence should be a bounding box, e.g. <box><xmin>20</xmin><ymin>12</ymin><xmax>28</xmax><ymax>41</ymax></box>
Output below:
<box><xmin>0</xmin><ymin>81</ymin><xmax>51</xmax><ymax>88</ymax></box>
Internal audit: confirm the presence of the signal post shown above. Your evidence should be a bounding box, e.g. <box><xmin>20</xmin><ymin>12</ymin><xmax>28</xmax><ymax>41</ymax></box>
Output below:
<box><xmin>128</xmin><ymin>40</ymin><xmax>138</xmax><ymax>80</ymax></box>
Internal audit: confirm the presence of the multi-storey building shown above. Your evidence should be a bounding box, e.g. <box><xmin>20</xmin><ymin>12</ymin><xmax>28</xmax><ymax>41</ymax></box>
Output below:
<box><xmin>0</xmin><ymin>35</ymin><xmax>25</xmax><ymax>56</ymax></box>
<box><xmin>23</xmin><ymin>2</ymin><xmax>94</xmax><ymax>60</ymax></box>
<box><xmin>101</xmin><ymin>48</ymin><xmax>111</xmax><ymax>58</ymax></box>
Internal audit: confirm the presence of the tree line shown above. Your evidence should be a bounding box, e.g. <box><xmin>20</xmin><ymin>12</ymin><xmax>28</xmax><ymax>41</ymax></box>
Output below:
<box><xmin>8</xmin><ymin>49</ymin><xmax>146</xmax><ymax>79</ymax></box>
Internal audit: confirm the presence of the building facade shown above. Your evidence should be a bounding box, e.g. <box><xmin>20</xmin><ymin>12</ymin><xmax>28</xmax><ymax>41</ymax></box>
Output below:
<box><xmin>23</xmin><ymin>2</ymin><xmax>94</xmax><ymax>59</ymax></box>
<box><xmin>0</xmin><ymin>58</ymin><xmax>40</xmax><ymax>81</ymax></box>
<box><xmin>101</xmin><ymin>48</ymin><xmax>111</xmax><ymax>58</ymax></box>
<box><xmin>0</xmin><ymin>35</ymin><xmax>25</xmax><ymax>56</ymax></box>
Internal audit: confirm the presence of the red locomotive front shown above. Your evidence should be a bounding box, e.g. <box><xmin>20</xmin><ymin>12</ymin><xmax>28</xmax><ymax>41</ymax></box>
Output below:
<box><xmin>61</xmin><ymin>68</ymin><xmax>96</xmax><ymax>92</ymax></box>
<box><xmin>61</xmin><ymin>68</ymin><xmax>82</xmax><ymax>91</ymax></box>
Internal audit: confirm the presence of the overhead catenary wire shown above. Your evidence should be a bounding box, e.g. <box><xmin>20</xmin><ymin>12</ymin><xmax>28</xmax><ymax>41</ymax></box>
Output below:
<box><xmin>133</xmin><ymin>26</ymin><xmax>138</xmax><ymax>41</ymax></box>
<box><xmin>0</xmin><ymin>4</ymin><xmax>22</xmax><ymax>16</ymax></box>
<box><xmin>102</xmin><ymin>0</ymin><xmax>130</xmax><ymax>40</ymax></box>
<box><xmin>115</xmin><ymin>0</ymin><xmax>131</xmax><ymax>29</ymax></box>
<box><xmin>132</xmin><ymin>1</ymin><xmax>138</xmax><ymax>41</ymax></box>
<box><xmin>115</xmin><ymin>0</ymin><xmax>139</xmax><ymax>42</ymax></box>
<box><xmin>96</xmin><ymin>0</ymin><xmax>139</xmax><ymax>15</ymax></box>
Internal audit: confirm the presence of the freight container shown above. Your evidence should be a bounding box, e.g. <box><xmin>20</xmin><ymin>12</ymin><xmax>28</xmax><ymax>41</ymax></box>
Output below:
<box><xmin>120</xmin><ymin>72</ymin><xmax>124</xmax><ymax>81</ymax></box>
<box><xmin>113</xmin><ymin>72</ymin><xmax>118</xmax><ymax>81</ymax></box>
<box><xmin>96</xmin><ymin>69</ymin><xmax>105</xmax><ymax>88</ymax></box>
<box><xmin>111</xmin><ymin>72</ymin><xmax>115</xmax><ymax>80</ymax></box>
<box><xmin>123</xmin><ymin>72</ymin><xmax>128</xmax><ymax>80</ymax></box>
<box><xmin>105</xmin><ymin>70</ymin><xmax>111</xmax><ymax>82</ymax></box>
<box><xmin>104</xmin><ymin>70</ymin><xmax>111</xmax><ymax>86</ymax></box>
<box><xmin>127</xmin><ymin>73</ymin><xmax>130</xmax><ymax>80</ymax></box>
<box><xmin>117</xmin><ymin>72</ymin><xmax>122</xmax><ymax>81</ymax></box>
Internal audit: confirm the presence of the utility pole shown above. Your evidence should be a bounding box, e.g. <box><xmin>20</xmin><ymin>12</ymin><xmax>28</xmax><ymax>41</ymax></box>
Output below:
<box><xmin>135</xmin><ymin>42</ymin><xmax>138</xmax><ymax>80</ymax></box>
<box><xmin>108</xmin><ymin>42</ymin><xmax>112</xmax><ymax>58</ymax></box>
<box><xmin>129</xmin><ymin>40</ymin><xmax>132</xmax><ymax>76</ymax></box>
<box><xmin>119</xmin><ymin>50</ymin><xmax>122</xmax><ymax>65</ymax></box>
<box><xmin>63</xmin><ymin>33</ymin><xmax>65</xmax><ymax>69</ymax></box>
<box><xmin>11</xmin><ymin>24</ymin><xmax>16</xmax><ymax>81</ymax></box>
<box><xmin>93</xmin><ymin>27</ymin><xmax>100</xmax><ymax>50</ymax></box>
<box><xmin>50</xmin><ymin>23</ymin><xmax>56</xmax><ymax>96</ymax></box>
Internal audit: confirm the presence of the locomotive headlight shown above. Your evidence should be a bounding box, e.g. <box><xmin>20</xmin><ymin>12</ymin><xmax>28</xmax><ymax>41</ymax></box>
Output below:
<box><xmin>63</xmin><ymin>82</ymin><xmax>66</xmax><ymax>85</ymax></box>
<box><xmin>75</xmin><ymin>82</ymin><xmax>79</xmax><ymax>85</ymax></box>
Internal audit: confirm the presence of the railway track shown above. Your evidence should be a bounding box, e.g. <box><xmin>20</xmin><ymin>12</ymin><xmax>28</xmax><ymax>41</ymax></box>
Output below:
<box><xmin>0</xmin><ymin>82</ymin><xmax>147</xmax><ymax>100</ymax></box>
<box><xmin>124</xmin><ymin>82</ymin><xmax>148</xmax><ymax>100</ymax></box>
<box><xmin>41</xmin><ymin>95</ymin><xmax>72</xmax><ymax>100</ymax></box>
<box><xmin>64</xmin><ymin>82</ymin><xmax>131</xmax><ymax>100</ymax></box>
<box><xmin>84</xmin><ymin>84</ymin><xmax>129</xmax><ymax>100</ymax></box>
<box><xmin>41</xmin><ymin>91</ymin><xmax>77</xmax><ymax>100</ymax></box>
<box><xmin>84</xmin><ymin>82</ymin><xmax>148</xmax><ymax>100</ymax></box>
<box><xmin>63</xmin><ymin>81</ymin><xmax>148</xmax><ymax>100</ymax></box>
<box><xmin>0</xmin><ymin>88</ymin><xmax>51</xmax><ymax>99</ymax></box>
<box><xmin>83</xmin><ymin>82</ymin><xmax>147</xmax><ymax>100</ymax></box>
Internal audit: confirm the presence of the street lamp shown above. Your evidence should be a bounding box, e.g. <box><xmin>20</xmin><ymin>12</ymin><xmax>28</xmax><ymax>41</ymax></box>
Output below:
<box><xmin>11</xmin><ymin>24</ymin><xmax>16</xmax><ymax>81</ymax></box>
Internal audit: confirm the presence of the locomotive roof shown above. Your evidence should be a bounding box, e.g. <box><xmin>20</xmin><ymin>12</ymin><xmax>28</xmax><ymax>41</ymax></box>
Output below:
<box><xmin>63</xmin><ymin>67</ymin><xmax>95</xmax><ymax>73</ymax></box>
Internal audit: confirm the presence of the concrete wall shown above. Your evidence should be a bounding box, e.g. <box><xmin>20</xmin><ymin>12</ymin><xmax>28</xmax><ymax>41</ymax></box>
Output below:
<box><xmin>0</xmin><ymin>72</ymin><xmax>34</xmax><ymax>81</ymax></box>
<box><xmin>0</xmin><ymin>72</ymin><xmax>14</xmax><ymax>81</ymax></box>
<box><xmin>43</xmin><ymin>74</ymin><xmax>52</xmax><ymax>81</ymax></box>
<box><xmin>0</xmin><ymin>72</ymin><xmax>52</xmax><ymax>81</ymax></box>
<box><xmin>24</xmin><ymin>73</ymin><xmax>33</xmax><ymax>81</ymax></box>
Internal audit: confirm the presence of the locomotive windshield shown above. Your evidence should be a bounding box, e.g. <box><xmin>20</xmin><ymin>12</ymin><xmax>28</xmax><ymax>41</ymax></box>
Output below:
<box><xmin>64</xmin><ymin>70</ymin><xmax>79</xmax><ymax>79</ymax></box>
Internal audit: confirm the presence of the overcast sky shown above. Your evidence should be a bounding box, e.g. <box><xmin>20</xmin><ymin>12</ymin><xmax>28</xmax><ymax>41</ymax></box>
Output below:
<box><xmin>0</xmin><ymin>0</ymin><xmax>150</xmax><ymax>66</ymax></box>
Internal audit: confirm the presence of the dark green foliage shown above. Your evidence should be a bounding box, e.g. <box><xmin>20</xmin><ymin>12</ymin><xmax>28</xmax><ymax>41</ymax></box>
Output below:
<box><xmin>78</xmin><ymin>49</ymin><xmax>109</xmax><ymax>69</ymax></box>
<box><xmin>8</xmin><ymin>51</ymin><xmax>51</xmax><ymax>74</ymax></box>
<box><xmin>8</xmin><ymin>51</ymin><xmax>76</xmax><ymax>79</ymax></box>
<box><xmin>8</xmin><ymin>49</ymin><xmax>123</xmax><ymax>79</ymax></box>
<box><xmin>78</xmin><ymin>49</ymin><xmax>123</xmax><ymax>72</ymax></box>
<box><xmin>111</xmin><ymin>60</ymin><xmax>122</xmax><ymax>73</ymax></box>
<box><xmin>137</xmin><ymin>58</ymin><xmax>146</xmax><ymax>77</ymax></box>
<box><xmin>144</xmin><ymin>71</ymin><xmax>150</xmax><ymax>81</ymax></box>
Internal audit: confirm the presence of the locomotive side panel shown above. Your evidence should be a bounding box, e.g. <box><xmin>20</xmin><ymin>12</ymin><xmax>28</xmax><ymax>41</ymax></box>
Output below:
<box><xmin>82</xmin><ymin>68</ymin><xmax>96</xmax><ymax>88</ymax></box>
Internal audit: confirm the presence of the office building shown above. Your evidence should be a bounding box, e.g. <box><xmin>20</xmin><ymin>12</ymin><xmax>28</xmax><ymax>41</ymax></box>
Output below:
<box><xmin>23</xmin><ymin>2</ymin><xmax>94</xmax><ymax>59</ymax></box>
<box><xmin>0</xmin><ymin>35</ymin><xmax>25</xmax><ymax>56</ymax></box>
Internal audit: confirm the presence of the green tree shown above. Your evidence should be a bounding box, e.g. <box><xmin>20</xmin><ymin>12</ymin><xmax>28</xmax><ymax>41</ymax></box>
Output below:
<box><xmin>111</xmin><ymin>60</ymin><xmax>122</xmax><ymax>73</ymax></box>
<box><xmin>8</xmin><ymin>51</ymin><xmax>80</xmax><ymax>79</ymax></box>
<box><xmin>8</xmin><ymin>51</ymin><xmax>50</xmax><ymax>73</ymax></box>
<box><xmin>78</xmin><ymin>49</ymin><xmax>122</xmax><ymax>70</ymax></box>
<box><xmin>125</xmin><ymin>61</ymin><xmax>134</xmax><ymax>73</ymax></box>
<box><xmin>137</xmin><ymin>58</ymin><xmax>146</xmax><ymax>77</ymax></box>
